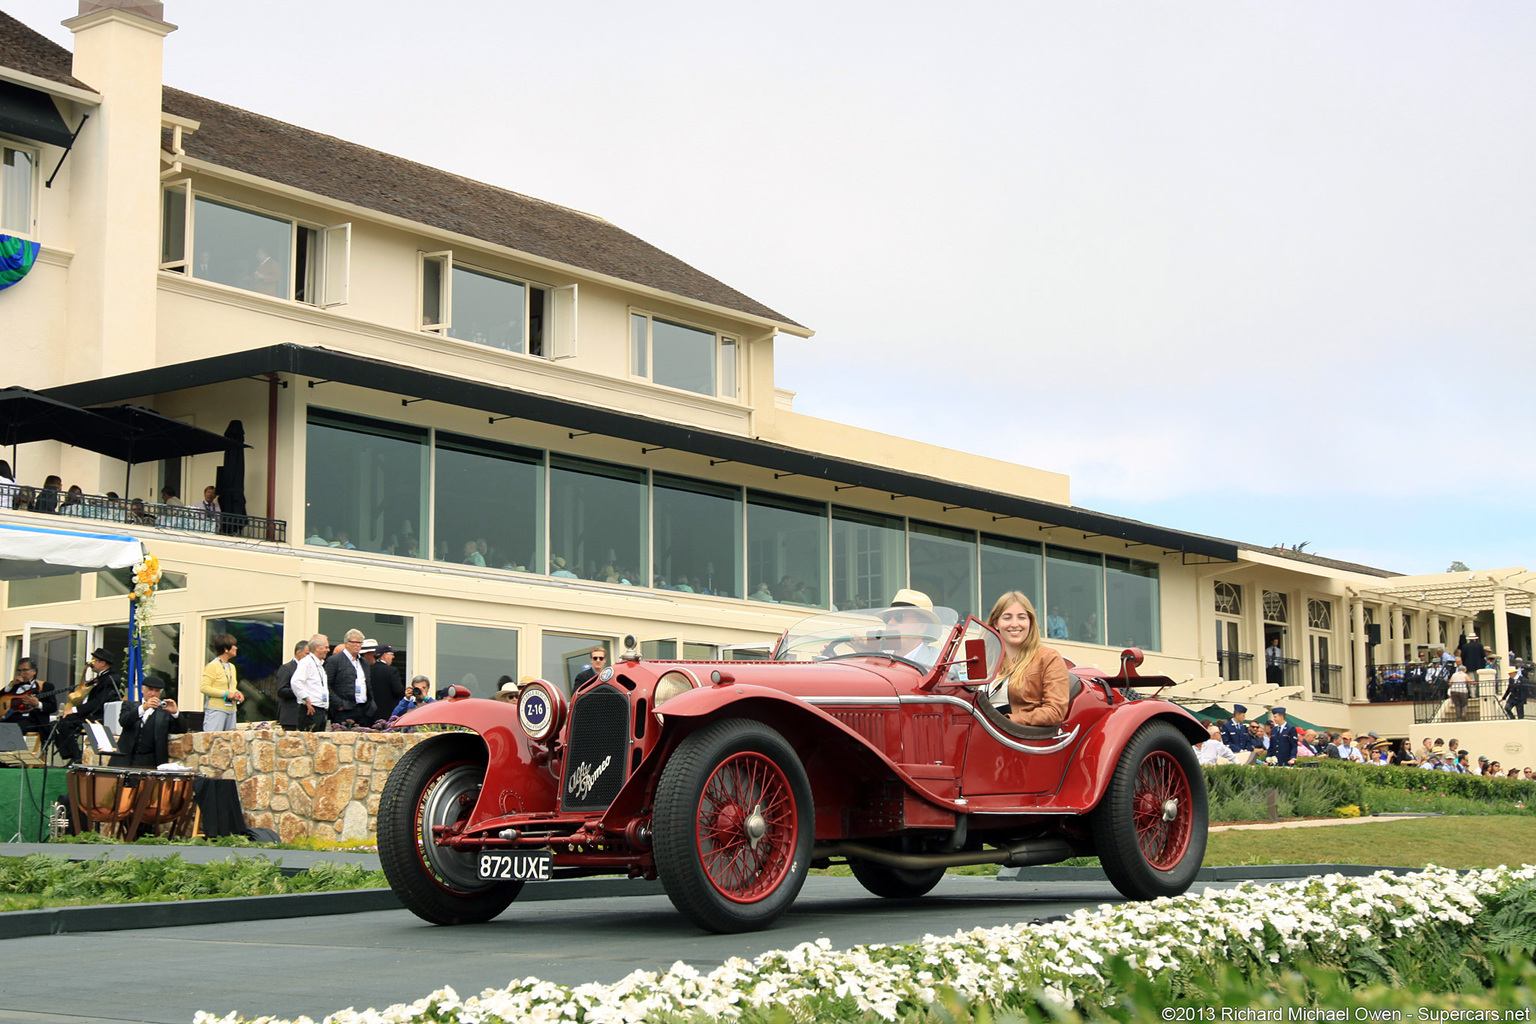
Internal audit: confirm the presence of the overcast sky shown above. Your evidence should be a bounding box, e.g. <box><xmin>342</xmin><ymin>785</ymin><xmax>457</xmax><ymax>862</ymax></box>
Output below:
<box><xmin>12</xmin><ymin>1</ymin><xmax>1534</xmax><ymax>574</ymax></box>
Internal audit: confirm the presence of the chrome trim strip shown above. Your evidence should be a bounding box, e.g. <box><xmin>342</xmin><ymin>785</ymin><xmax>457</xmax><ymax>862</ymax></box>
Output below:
<box><xmin>802</xmin><ymin>696</ymin><xmax>901</xmax><ymax>707</ymax></box>
<box><xmin>898</xmin><ymin>694</ymin><xmax>1080</xmax><ymax>754</ymax></box>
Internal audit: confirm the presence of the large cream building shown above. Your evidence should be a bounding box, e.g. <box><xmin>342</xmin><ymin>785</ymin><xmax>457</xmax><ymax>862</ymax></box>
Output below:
<box><xmin>2</xmin><ymin>2</ymin><xmax>1532</xmax><ymax>758</ymax></box>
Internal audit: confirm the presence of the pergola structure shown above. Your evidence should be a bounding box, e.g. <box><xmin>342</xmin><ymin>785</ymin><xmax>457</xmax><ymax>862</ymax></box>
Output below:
<box><xmin>1356</xmin><ymin>568</ymin><xmax>1535</xmax><ymax>690</ymax></box>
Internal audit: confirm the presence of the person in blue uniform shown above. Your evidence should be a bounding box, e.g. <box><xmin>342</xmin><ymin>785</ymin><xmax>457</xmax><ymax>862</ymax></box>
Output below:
<box><xmin>1220</xmin><ymin>704</ymin><xmax>1254</xmax><ymax>752</ymax></box>
<box><xmin>1268</xmin><ymin>706</ymin><xmax>1299</xmax><ymax>765</ymax></box>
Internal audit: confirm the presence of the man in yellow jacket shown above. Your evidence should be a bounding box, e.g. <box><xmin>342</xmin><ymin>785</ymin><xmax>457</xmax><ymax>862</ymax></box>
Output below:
<box><xmin>200</xmin><ymin>633</ymin><xmax>244</xmax><ymax>731</ymax></box>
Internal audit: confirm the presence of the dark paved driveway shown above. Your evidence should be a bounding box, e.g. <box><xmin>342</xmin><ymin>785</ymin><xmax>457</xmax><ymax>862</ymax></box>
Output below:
<box><xmin>0</xmin><ymin>874</ymin><xmax>1249</xmax><ymax>1024</ymax></box>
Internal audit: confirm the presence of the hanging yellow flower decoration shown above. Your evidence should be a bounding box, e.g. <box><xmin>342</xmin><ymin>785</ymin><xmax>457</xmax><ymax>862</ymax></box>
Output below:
<box><xmin>130</xmin><ymin>554</ymin><xmax>161</xmax><ymax>660</ymax></box>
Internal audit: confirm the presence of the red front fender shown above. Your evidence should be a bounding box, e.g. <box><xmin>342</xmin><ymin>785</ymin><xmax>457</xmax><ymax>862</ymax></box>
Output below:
<box><xmin>1055</xmin><ymin>699</ymin><xmax>1206</xmax><ymax>812</ymax></box>
<box><xmin>393</xmin><ymin>697</ymin><xmax>559</xmax><ymax>828</ymax></box>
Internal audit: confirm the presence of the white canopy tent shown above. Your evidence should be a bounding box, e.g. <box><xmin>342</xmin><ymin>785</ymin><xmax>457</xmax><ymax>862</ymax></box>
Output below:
<box><xmin>0</xmin><ymin>522</ymin><xmax>143</xmax><ymax>582</ymax></box>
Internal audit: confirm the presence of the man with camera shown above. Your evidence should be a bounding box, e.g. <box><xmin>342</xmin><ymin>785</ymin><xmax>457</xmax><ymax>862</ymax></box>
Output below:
<box><xmin>390</xmin><ymin>675</ymin><xmax>435</xmax><ymax>719</ymax></box>
<box><xmin>110</xmin><ymin>677</ymin><xmax>187</xmax><ymax>768</ymax></box>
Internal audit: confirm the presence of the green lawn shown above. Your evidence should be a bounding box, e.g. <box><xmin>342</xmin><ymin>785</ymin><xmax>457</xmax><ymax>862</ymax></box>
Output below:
<box><xmin>1202</xmin><ymin>815</ymin><xmax>1536</xmax><ymax>869</ymax></box>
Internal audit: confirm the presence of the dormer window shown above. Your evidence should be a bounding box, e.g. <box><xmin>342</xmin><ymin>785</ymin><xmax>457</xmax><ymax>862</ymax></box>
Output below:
<box><xmin>630</xmin><ymin>311</ymin><xmax>739</xmax><ymax>399</ymax></box>
<box><xmin>160</xmin><ymin>183</ymin><xmax>350</xmax><ymax>306</ymax></box>
<box><xmin>420</xmin><ymin>251</ymin><xmax>567</xmax><ymax>357</ymax></box>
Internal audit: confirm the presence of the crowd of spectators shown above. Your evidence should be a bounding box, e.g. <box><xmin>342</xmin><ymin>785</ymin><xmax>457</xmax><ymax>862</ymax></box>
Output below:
<box><xmin>1198</xmin><ymin>702</ymin><xmax>1533</xmax><ymax>777</ymax></box>
<box><xmin>0</xmin><ymin>462</ymin><xmax>223</xmax><ymax>530</ymax></box>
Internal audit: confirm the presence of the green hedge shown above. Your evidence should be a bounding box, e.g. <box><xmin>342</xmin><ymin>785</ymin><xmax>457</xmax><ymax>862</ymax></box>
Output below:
<box><xmin>1202</xmin><ymin>762</ymin><xmax>1368</xmax><ymax>820</ymax></box>
<box><xmin>1303</xmin><ymin>757</ymin><xmax>1536</xmax><ymax>801</ymax></box>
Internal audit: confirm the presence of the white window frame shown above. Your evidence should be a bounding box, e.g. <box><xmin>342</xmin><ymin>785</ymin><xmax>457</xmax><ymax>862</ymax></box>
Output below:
<box><xmin>628</xmin><ymin>309</ymin><xmax>741</xmax><ymax>399</ymax></box>
<box><xmin>417</xmin><ymin>250</ymin><xmax>559</xmax><ymax>357</ymax></box>
<box><xmin>158</xmin><ymin>181</ymin><xmax>350</xmax><ymax>307</ymax></box>
<box><xmin>1</xmin><ymin>138</ymin><xmax>42</xmax><ymax>239</ymax></box>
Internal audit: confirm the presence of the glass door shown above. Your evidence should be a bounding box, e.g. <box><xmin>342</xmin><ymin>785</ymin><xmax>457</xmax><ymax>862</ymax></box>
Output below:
<box><xmin>20</xmin><ymin>622</ymin><xmax>94</xmax><ymax>709</ymax></box>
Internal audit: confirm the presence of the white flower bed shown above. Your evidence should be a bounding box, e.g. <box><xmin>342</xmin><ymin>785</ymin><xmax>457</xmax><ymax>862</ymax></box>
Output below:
<box><xmin>196</xmin><ymin>865</ymin><xmax>1536</xmax><ymax>1024</ymax></box>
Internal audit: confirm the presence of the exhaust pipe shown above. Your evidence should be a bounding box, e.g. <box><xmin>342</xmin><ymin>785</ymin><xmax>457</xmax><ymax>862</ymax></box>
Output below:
<box><xmin>814</xmin><ymin>836</ymin><xmax>1079</xmax><ymax>871</ymax></box>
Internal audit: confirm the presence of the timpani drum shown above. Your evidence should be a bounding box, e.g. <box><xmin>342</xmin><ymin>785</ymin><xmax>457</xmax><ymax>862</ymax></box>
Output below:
<box><xmin>66</xmin><ymin>765</ymin><xmax>198</xmax><ymax>840</ymax></box>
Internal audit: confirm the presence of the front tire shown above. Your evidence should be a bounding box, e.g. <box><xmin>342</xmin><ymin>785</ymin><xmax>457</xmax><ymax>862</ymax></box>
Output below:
<box><xmin>653</xmin><ymin>719</ymin><xmax>813</xmax><ymax>933</ymax></box>
<box><xmin>377</xmin><ymin>734</ymin><xmax>521</xmax><ymax>925</ymax></box>
<box><xmin>1091</xmin><ymin>719</ymin><xmax>1207</xmax><ymax>901</ymax></box>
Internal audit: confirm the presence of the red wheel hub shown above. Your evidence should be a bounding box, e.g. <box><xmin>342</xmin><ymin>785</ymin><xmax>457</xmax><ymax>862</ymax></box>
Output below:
<box><xmin>695</xmin><ymin>751</ymin><xmax>797</xmax><ymax>903</ymax></box>
<box><xmin>1132</xmin><ymin>750</ymin><xmax>1193</xmax><ymax>871</ymax></box>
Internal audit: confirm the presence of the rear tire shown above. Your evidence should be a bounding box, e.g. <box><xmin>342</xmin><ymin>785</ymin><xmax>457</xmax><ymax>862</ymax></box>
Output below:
<box><xmin>377</xmin><ymin>734</ymin><xmax>521</xmax><ymax>925</ymax></box>
<box><xmin>1091</xmin><ymin>720</ymin><xmax>1207</xmax><ymax>901</ymax></box>
<box><xmin>848</xmin><ymin>858</ymin><xmax>945</xmax><ymax>899</ymax></box>
<box><xmin>653</xmin><ymin>719</ymin><xmax>813</xmax><ymax>933</ymax></box>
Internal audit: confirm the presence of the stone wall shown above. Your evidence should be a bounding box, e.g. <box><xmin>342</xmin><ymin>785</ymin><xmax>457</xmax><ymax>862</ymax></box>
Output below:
<box><xmin>166</xmin><ymin>730</ymin><xmax>433</xmax><ymax>842</ymax></box>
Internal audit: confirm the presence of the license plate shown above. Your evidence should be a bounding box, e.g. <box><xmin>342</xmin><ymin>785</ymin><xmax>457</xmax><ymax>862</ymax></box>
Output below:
<box><xmin>478</xmin><ymin>850</ymin><xmax>553</xmax><ymax>882</ymax></box>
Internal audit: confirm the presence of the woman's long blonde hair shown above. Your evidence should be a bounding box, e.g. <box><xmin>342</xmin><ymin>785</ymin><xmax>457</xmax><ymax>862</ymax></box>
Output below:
<box><xmin>987</xmin><ymin>591</ymin><xmax>1042</xmax><ymax>681</ymax></box>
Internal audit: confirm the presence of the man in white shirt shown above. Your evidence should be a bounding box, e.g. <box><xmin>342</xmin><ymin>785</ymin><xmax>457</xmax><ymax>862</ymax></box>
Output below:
<box><xmin>290</xmin><ymin>634</ymin><xmax>331</xmax><ymax>732</ymax></box>
<box><xmin>1196</xmin><ymin>724</ymin><xmax>1238</xmax><ymax>765</ymax></box>
<box><xmin>1336</xmin><ymin>732</ymin><xmax>1365</xmax><ymax>763</ymax></box>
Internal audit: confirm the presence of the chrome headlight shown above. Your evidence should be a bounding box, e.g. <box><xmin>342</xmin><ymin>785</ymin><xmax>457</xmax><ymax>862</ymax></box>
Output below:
<box><xmin>654</xmin><ymin>670</ymin><xmax>698</xmax><ymax>708</ymax></box>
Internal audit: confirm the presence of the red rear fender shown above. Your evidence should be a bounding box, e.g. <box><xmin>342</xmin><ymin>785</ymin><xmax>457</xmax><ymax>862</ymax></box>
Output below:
<box><xmin>393</xmin><ymin>697</ymin><xmax>560</xmax><ymax>827</ymax></box>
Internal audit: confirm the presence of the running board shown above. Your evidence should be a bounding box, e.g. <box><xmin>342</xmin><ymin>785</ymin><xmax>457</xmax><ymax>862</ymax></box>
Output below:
<box><xmin>814</xmin><ymin>837</ymin><xmax>1082</xmax><ymax>871</ymax></box>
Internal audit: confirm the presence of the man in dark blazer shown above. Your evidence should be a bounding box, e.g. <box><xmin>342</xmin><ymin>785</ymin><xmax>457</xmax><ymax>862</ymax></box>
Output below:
<box><xmin>50</xmin><ymin>648</ymin><xmax>123</xmax><ymax>762</ymax></box>
<box><xmin>274</xmin><ymin>639</ymin><xmax>308</xmax><ymax>730</ymax></box>
<box><xmin>110</xmin><ymin>677</ymin><xmax>187</xmax><ymax>767</ymax></box>
<box><xmin>368</xmin><ymin>643</ymin><xmax>404</xmax><ymax>726</ymax></box>
<box><xmin>325</xmin><ymin>630</ymin><xmax>371</xmax><ymax>725</ymax></box>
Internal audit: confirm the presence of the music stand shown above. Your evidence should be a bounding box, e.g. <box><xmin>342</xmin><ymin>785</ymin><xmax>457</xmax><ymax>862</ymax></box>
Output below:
<box><xmin>0</xmin><ymin>722</ymin><xmax>40</xmax><ymax>768</ymax></box>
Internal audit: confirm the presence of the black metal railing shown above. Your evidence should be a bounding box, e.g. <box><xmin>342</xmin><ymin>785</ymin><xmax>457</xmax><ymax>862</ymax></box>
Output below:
<box><xmin>1370</xmin><ymin>662</ymin><xmax>1460</xmax><ymax>703</ymax></box>
<box><xmin>1216</xmin><ymin>649</ymin><xmax>1254</xmax><ymax>682</ymax></box>
<box><xmin>1310</xmin><ymin>663</ymin><xmax>1344</xmax><ymax>703</ymax></box>
<box><xmin>1</xmin><ymin>485</ymin><xmax>286</xmax><ymax>542</ymax></box>
<box><xmin>1413</xmin><ymin>682</ymin><xmax>1505</xmax><ymax>723</ymax></box>
<box><xmin>1280</xmin><ymin>657</ymin><xmax>1301</xmax><ymax>688</ymax></box>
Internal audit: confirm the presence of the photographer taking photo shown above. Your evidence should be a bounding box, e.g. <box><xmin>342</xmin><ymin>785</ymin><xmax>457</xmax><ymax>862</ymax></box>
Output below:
<box><xmin>390</xmin><ymin>675</ymin><xmax>434</xmax><ymax>720</ymax></box>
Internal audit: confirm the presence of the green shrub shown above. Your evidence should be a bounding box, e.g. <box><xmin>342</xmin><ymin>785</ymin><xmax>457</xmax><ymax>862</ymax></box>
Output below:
<box><xmin>1306</xmin><ymin>757</ymin><xmax>1536</xmax><ymax>802</ymax></box>
<box><xmin>0</xmin><ymin>853</ymin><xmax>385</xmax><ymax>908</ymax></box>
<box><xmin>1202</xmin><ymin>763</ymin><xmax>1367</xmax><ymax>821</ymax></box>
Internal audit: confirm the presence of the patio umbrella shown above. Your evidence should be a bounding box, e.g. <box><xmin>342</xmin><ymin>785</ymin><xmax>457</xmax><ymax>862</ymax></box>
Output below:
<box><xmin>214</xmin><ymin>419</ymin><xmax>247</xmax><ymax>532</ymax></box>
<box><xmin>0</xmin><ymin>386</ymin><xmax>121</xmax><ymax>474</ymax></box>
<box><xmin>86</xmin><ymin>404</ymin><xmax>247</xmax><ymax>493</ymax></box>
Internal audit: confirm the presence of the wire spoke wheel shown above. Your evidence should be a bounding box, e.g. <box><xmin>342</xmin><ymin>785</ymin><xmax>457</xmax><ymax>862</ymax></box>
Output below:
<box><xmin>697</xmin><ymin>751</ymin><xmax>796</xmax><ymax>902</ymax></box>
<box><xmin>1131</xmin><ymin>750</ymin><xmax>1193</xmax><ymax>870</ymax></box>
<box><xmin>653</xmin><ymin>719</ymin><xmax>814</xmax><ymax>932</ymax></box>
<box><xmin>1091</xmin><ymin>720</ymin><xmax>1207</xmax><ymax>901</ymax></box>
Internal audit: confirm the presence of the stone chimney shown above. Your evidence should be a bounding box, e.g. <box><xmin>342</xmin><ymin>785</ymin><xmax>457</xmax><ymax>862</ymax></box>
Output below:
<box><xmin>60</xmin><ymin>0</ymin><xmax>176</xmax><ymax>382</ymax></box>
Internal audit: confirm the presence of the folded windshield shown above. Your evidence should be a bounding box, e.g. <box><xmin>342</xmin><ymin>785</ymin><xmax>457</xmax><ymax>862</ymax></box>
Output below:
<box><xmin>774</xmin><ymin>606</ymin><xmax>960</xmax><ymax>666</ymax></box>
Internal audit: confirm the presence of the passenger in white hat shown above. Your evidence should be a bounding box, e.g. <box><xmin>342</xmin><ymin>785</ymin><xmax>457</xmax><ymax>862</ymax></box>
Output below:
<box><xmin>878</xmin><ymin>589</ymin><xmax>945</xmax><ymax>671</ymax></box>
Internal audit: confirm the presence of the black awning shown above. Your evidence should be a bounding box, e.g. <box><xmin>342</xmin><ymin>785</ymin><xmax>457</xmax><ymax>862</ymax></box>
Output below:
<box><xmin>0</xmin><ymin>80</ymin><xmax>75</xmax><ymax>150</ymax></box>
<box><xmin>38</xmin><ymin>344</ymin><xmax>1240</xmax><ymax>561</ymax></box>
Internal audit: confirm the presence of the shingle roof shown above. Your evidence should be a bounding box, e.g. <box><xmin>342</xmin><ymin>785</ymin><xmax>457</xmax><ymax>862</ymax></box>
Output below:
<box><xmin>159</xmin><ymin>87</ymin><xmax>802</xmax><ymax>329</ymax></box>
<box><xmin>0</xmin><ymin>11</ymin><xmax>93</xmax><ymax>91</ymax></box>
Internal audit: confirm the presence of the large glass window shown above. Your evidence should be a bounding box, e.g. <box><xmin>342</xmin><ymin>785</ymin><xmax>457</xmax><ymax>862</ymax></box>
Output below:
<box><xmin>7</xmin><ymin>573</ymin><xmax>80</xmax><ymax>607</ymax></box>
<box><xmin>980</xmin><ymin>534</ymin><xmax>1042</xmax><ymax>615</ymax></box>
<box><xmin>191</xmin><ymin>196</ymin><xmax>292</xmax><ymax>297</ymax></box>
<box><xmin>420</xmin><ymin>254</ymin><xmax>547</xmax><ymax>355</ymax></box>
<box><xmin>2</xmin><ymin>144</ymin><xmax>36</xmax><ymax>236</ymax></box>
<box><xmin>1045</xmin><ymin>547</ymin><xmax>1104</xmax><ymax>645</ymax></box>
<box><xmin>98</xmin><ymin>567</ymin><xmax>187</xmax><ymax>597</ymax></box>
<box><xmin>548</xmin><ymin>456</ymin><xmax>646</xmax><ymax>584</ymax></box>
<box><xmin>909</xmin><ymin>521</ymin><xmax>977</xmax><ymax>618</ymax></box>
<box><xmin>305</xmin><ymin>410</ymin><xmax>428</xmax><ymax>557</ymax></box>
<box><xmin>832</xmin><ymin>507</ymin><xmax>906</xmax><ymax>611</ymax></box>
<box><xmin>630</xmin><ymin>312</ymin><xmax>738</xmax><ymax>398</ymax></box>
<box><xmin>1105</xmin><ymin>556</ymin><xmax>1160</xmax><ymax>651</ymax></box>
<box><xmin>318</xmin><ymin>608</ymin><xmax>412</xmax><ymax>694</ymax></box>
<box><xmin>101</xmin><ymin>619</ymin><xmax>181</xmax><ymax>697</ymax></box>
<box><xmin>437</xmin><ymin>623</ymin><xmax>518</xmax><ymax>699</ymax></box>
<box><xmin>541</xmin><ymin>632</ymin><xmax>609</xmax><ymax>695</ymax></box>
<box><xmin>200</xmin><ymin>613</ymin><xmax>282</xmax><ymax>723</ymax></box>
<box><xmin>747</xmin><ymin>492</ymin><xmax>827</xmax><ymax>608</ymax></box>
<box><xmin>653</xmin><ymin>473</ymin><xmax>742</xmax><ymax>598</ymax></box>
<box><xmin>434</xmin><ymin>432</ymin><xmax>542</xmax><ymax>572</ymax></box>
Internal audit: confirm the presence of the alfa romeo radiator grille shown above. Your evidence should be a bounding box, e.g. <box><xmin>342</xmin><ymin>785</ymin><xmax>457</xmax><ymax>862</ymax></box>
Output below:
<box><xmin>561</xmin><ymin>684</ymin><xmax>630</xmax><ymax>811</ymax></box>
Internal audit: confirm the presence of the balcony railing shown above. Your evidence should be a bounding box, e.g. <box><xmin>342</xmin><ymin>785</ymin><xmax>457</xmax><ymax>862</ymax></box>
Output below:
<box><xmin>1413</xmin><ymin>682</ymin><xmax>1506</xmax><ymax>724</ymax></box>
<box><xmin>1216</xmin><ymin>649</ymin><xmax>1253</xmax><ymax>682</ymax></box>
<box><xmin>1369</xmin><ymin>662</ymin><xmax>1454</xmax><ymax>703</ymax></box>
<box><xmin>2</xmin><ymin>486</ymin><xmax>286</xmax><ymax>543</ymax></box>
<box><xmin>1310</xmin><ymin>663</ymin><xmax>1344</xmax><ymax>703</ymax></box>
<box><xmin>1280</xmin><ymin>657</ymin><xmax>1301</xmax><ymax>688</ymax></box>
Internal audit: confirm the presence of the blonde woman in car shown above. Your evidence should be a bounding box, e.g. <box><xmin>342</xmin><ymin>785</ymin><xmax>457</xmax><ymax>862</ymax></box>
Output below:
<box><xmin>986</xmin><ymin>591</ymin><xmax>1070</xmax><ymax>729</ymax></box>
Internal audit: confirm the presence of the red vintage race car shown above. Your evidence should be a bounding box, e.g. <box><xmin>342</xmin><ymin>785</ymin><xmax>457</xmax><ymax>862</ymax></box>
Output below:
<box><xmin>378</xmin><ymin>606</ymin><xmax>1209</xmax><ymax>933</ymax></box>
